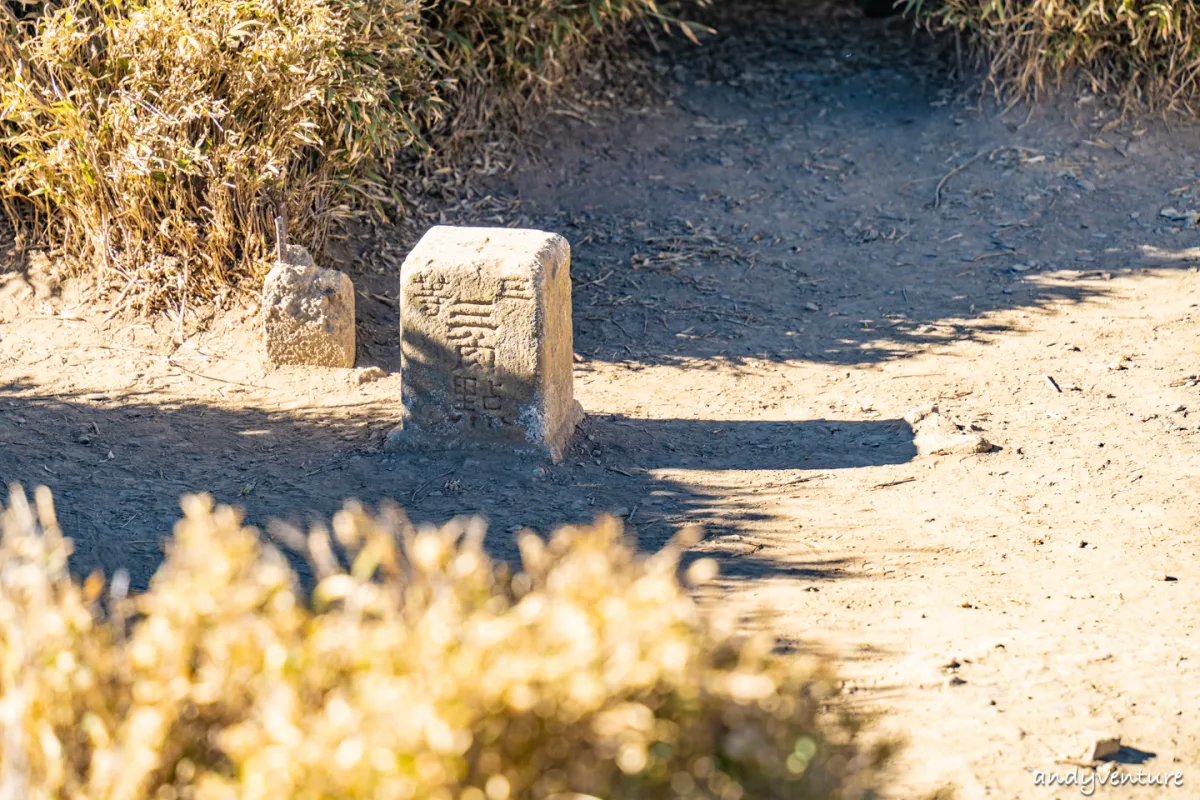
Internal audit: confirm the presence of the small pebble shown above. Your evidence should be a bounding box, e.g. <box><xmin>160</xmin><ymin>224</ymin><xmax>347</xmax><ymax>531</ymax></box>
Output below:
<box><xmin>354</xmin><ymin>366</ymin><xmax>387</xmax><ymax>385</ymax></box>
<box><xmin>1084</xmin><ymin>734</ymin><xmax>1122</xmax><ymax>762</ymax></box>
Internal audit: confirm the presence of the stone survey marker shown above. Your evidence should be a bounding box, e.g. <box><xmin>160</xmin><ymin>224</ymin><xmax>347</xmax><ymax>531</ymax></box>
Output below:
<box><xmin>262</xmin><ymin>243</ymin><xmax>356</xmax><ymax>368</ymax></box>
<box><xmin>393</xmin><ymin>226</ymin><xmax>583</xmax><ymax>461</ymax></box>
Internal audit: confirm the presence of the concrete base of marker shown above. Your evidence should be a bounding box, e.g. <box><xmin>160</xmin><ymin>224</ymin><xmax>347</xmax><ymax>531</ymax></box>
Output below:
<box><xmin>383</xmin><ymin>398</ymin><xmax>584</xmax><ymax>462</ymax></box>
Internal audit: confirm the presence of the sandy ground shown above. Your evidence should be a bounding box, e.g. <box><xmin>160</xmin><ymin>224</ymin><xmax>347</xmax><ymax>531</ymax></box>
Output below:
<box><xmin>2</xmin><ymin>1</ymin><xmax>1199</xmax><ymax>796</ymax></box>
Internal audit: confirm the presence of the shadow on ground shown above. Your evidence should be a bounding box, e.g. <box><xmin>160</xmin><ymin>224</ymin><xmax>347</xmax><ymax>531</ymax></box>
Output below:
<box><xmin>587</xmin><ymin>414</ymin><xmax>915</xmax><ymax>470</ymax></box>
<box><xmin>0</xmin><ymin>380</ymin><xmax>914</xmax><ymax>589</ymax></box>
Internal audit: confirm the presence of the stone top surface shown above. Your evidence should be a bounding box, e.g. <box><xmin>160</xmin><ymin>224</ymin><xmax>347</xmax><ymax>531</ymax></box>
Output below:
<box><xmin>277</xmin><ymin>243</ymin><xmax>316</xmax><ymax>268</ymax></box>
<box><xmin>402</xmin><ymin>226</ymin><xmax>568</xmax><ymax>275</ymax></box>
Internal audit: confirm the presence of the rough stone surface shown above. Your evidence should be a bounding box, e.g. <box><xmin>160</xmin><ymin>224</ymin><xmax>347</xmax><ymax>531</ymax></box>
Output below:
<box><xmin>1084</xmin><ymin>734</ymin><xmax>1122</xmax><ymax>763</ymax></box>
<box><xmin>262</xmin><ymin>245</ymin><xmax>355</xmax><ymax>368</ymax></box>
<box><xmin>390</xmin><ymin>225</ymin><xmax>583</xmax><ymax>462</ymax></box>
<box><xmin>354</xmin><ymin>366</ymin><xmax>387</xmax><ymax>385</ymax></box>
<box><xmin>905</xmin><ymin>405</ymin><xmax>993</xmax><ymax>456</ymax></box>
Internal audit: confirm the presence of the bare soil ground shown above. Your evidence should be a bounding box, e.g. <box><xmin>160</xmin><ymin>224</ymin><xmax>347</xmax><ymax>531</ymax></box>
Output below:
<box><xmin>2</xmin><ymin>0</ymin><xmax>1199</xmax><ymax>796</ymax></box>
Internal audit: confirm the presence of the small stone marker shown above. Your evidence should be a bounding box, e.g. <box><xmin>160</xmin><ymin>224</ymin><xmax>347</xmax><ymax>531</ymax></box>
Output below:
<box><xmin>905</xmin><ymin>404</ymin><xmax>993</xmax><ymax>456</ymax></box>
<box><xmin>1084</xmin><ymin>733</ymin><xmax>1122</xmax><ymax>763</ymax></box>
<box><xmin>390</xmin><ymin>226</ymin><xmax>583</xmax><ymax>462</ymax></box>
<box><xmin>261</xmin><ymin>226</ymin><xmax>356</xmax><ymax>368</ymax></box>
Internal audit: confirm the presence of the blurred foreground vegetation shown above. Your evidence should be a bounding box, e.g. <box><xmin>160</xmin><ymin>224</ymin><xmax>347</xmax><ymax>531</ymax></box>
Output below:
<box><xmin>0</xmin><ymin>486</ymin><xmax>893</xmax><ymax>799</ymax></box>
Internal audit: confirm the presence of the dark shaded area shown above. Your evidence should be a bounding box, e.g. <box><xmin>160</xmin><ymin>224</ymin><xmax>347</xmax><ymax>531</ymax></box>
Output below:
<box><xmin>586</xmin><ymin>414</ymin><xmax>915</xmax><ymax>470</ymax></box>
<box><xmin>1111</xmin><ymin>746</ymin><xmax>1157</xmax><ymax>766</ymax></box>
<box><xmin>707</xmin><ymin>554</ymin><xmax>857</xmax><ymax>583</ymax></box>
<box><xmin>859</xmin><ymin>0</ymin><xmax>904</xmax><ymax>18</ymax></box>
<box><xmin>0</xmin><ymin>378</ymin><xmax>913</xmax><ymax>590</ymax></box>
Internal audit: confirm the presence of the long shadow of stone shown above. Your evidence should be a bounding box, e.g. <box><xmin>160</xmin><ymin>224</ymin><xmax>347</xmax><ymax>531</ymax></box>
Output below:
<box><xmin>0</xmin><ymin>372</ymin><xmax>914</xmax><ymax>591</ymax></box>
<box><xmin>586</xmin><ymin>414</ymin><xmax>915</xmax><ymax>470</ymax></box>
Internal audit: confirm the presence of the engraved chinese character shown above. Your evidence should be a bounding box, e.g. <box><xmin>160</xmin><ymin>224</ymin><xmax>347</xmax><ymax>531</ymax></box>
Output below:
<box><xmin>481</xmin><ymin>379</ymin><xmax>504</xmax><ymax>412</ymax></box>
<box><xmin>480</xmin><ymin>379</ymin><xmax>505</xmax><ymax>428</ymax></box>
<box><xmin>409</xmin><ymin>273</ymin><xmax>451</xmax><ymax>317</ymax></box>
<box><xmin>498</xmin><ymin>277</ymin><xmax>533</xmax><ymax>301</ymax></box>
<box><xmin>451</xmin><ymin>375</ymin><xmax>478</xmax><ymax>418</ymax></box>
<box><xmin>446</xmin><ymin>300</ymin><xmax>500</xmax><ymax>371</ymax></box>
<box><xmin>445</xmin><ymin>325</ymin><xmax>495</xmax><ymax>346</ymax></box>
<box><xmin>454</xmin><ymin>343</ymin><xmax>496</xmax><ymax>371</ymax></box>
<box><xmin>446</xmin><ymin>301</ymin><xmax>500</xmax><ymax>326</ymax></box>
<box><xmin>450</xmin><ymin>375</ymin><xmax>507</xmax><ymax>427</ymax></box>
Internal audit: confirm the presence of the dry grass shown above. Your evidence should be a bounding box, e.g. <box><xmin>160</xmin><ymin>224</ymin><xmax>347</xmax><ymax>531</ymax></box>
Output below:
<box><xmin>0</xmin><ymin>0</ymin><xmax>704</xmax><ymax>313</ymax></box>
<box><xmin>0</xmin><ymin>0</ymin><xmax>434</xmax><ymax>312</ymax></box>
<box><xmin>424</xmin><ymin>0</ymin><xmax>710</xmax><ymax>144</ymax></box>
<box><xmin>916</xmin><ymin>0</ymin><xmax>1200</xmax><ymax>113</ymax></box>
<box><xmin>0</xmin><ymin>485</ymin><xmax>894</xmax><ymax>800</ymax></box>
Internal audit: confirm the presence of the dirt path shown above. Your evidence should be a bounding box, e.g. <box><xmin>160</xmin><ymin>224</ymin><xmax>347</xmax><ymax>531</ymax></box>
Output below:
<box><xmin>2</xmin><ymin>0</ymin><xmax>1199</xmax><ymax>796</ymax></box>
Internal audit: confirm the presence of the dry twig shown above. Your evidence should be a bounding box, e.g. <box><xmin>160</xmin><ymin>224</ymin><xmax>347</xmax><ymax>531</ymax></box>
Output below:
<box><xmin>934</xmin><ymin>146</ymin><xmax>1041</xmax><ymax>209</ymax></box>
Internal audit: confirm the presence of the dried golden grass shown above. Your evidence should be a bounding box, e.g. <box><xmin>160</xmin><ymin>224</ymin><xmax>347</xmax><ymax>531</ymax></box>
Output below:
<box><xmin>424</xmin><ymin>0</ymin><xmax>711</xmax><ymax>143</ymax></box>
<box><xmin>0</xmin><ymin>0</ymin><xmax>436</xmax><ymax>311</ymax></box>
<box><xmin>0</xmin><ymin>0</ymin><xmax>703</xmax><ymax>313</ymax></box>
<box><xmin>915</xmin><ymin>0</ymin><xmax>1200</xmax><ymax>113</ymax></box>
<box><xmin>0</xmin><ymin>485</ymin><xmax>893</xmax><ymax>800</ymax></box>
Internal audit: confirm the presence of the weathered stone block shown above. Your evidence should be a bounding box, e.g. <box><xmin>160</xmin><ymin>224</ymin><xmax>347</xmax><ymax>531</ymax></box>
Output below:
<box><xmin>1084</xmin><ymin>734</ymin><xmax>1122</xmax><ymax>763</ymax></box>
<box><xmin>262</xmin><ymin>245</ymin><xmax>356</xmax><ymax>368</ymax></box>
<box><xmin>391</xmin><ymin>226</ymin><xmax>583</xmax><ymax>462</ymax></box>
<box><xmin>905</xmin><ymin>404</ymin><xmax>993</xmax><ymax>456</ymax></box>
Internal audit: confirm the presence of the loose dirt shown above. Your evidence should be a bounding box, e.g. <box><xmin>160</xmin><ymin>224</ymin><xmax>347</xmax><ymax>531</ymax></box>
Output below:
<box><xmin>1</xmin><ymin>1</ymin><xmax>1198</xmax><ymax>796</ymax></box>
